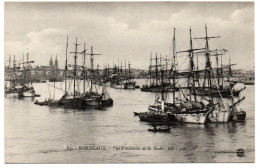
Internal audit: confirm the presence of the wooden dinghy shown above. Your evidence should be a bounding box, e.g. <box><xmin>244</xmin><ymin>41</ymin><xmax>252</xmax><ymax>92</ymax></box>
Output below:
<box><xmin>148</xmin><ymin>126</ymin><xmax>171</xmax><ymax>133</ymax></box>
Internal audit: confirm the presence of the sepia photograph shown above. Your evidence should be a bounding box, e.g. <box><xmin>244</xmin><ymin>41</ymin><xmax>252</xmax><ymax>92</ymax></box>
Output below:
<box><xmin>3</xmin><ymin>0</ymin><xmax>255</xmax><ymax>164</ymax></box>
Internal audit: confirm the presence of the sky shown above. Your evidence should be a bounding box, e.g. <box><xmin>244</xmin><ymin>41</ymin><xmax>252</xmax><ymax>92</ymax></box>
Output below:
<box><xmin>4</xmin><ymin>2</ymin><xmax>254</xmax><ymax>70</ymax></box>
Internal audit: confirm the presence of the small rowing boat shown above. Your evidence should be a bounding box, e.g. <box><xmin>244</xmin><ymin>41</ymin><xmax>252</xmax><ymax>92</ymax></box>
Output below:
<box><xmin>148</xmin><ymin>126</ymin><xmax>171</xmax><ymax>133</ymax></box>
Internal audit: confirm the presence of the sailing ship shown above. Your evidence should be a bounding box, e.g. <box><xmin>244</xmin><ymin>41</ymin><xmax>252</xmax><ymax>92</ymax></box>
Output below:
<box><xmin>138</xmin><ymin>67</ymin><xmax>214</xmax><ymax>124</ymax></box>
<box><xmin>5</xmin><ymin>52</ymin><xmax>40</xmax><ymax>98</ymax></box>
<box><xmin>176</xmin><ymin>26</ymin><xmax>247</xmax><ymax>123</ymax></box>
<box><xmin>188</xmin><ymin>26</ymin><xmax>246</xmax><ymax>98</ymax></box>
<box><xmin>58</xmin><ymin>38</ymin><xmax>96</xmax><ymax>108</ymax></box>
<box><xmin>140</xmin><ymin>53</ymin><xmax>166</xmax><ymax>92</ymax></box>
<box><xmin>110</xmin><ymin>61</ymin><xmax>126</xmax><ymax>89</ymax></box>
<box><xmin>110</xmin><ymin>60</ymin><xmax>138</xmax><ymax>89</ymax></box>
<box><xmin>5</xmin><ymin>55</ymin><xmax>21</xmax><ymax>97</ymax></box>
<box><xmin>138</xmin><ymin>28</ymin><xmax>214</xmax><ymax>124</ymax></box>
<box><xmin>36</xmin><ymin>37</ymin><xmax>113</xmax><ymax>108</ymax></box>
<box><xmin>81</xmin><ymin>45</ymin><xmax>113</xmax><ymax>107</ymax></box>
<box><xmin>179</xmin><ymin>26</ymin><xmax>247</xmax><ymax>123</ymax></box>
<box><xmin>168</xmin><ymin>27</ymin><xmax>216</xmax><ymax>124</ymax></box>
<box><xmin>137</xmin><ymin>26</ymin><xmax>247</xmax><ymax>124</ymax></box>
<box><xmin>123</xmin><ymin>62</ymin><xmax>137</xmax><ymax>89</ymax></box>
<box><xmin>101</xmin><ymin>64</ymin><xmax>112</xmax><ymax>84</ymax></box>
<box><xmin>18</xmin><ymin>52</ymin><xmax>41</xmax><ymax>98</ymax></box>
<box><xmin>140</xmin><ymin>35</ymin><xmax>179</xmax><ymax>93</ymax></box>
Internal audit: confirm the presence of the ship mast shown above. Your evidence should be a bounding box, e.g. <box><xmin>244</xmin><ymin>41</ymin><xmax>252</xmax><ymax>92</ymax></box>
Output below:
<box><xmin>22</xmin><ymin>53</ymin><xmax>24</xmax><ymax>70</ymax></box>
<box><xmin>128</xmin><ymin>61</ymin><xmax>131</xmax><ymax>79</ymax></box>
<box><xmin>121</xmin><ymin>61</ymin><xmax>123</xmax><ymax>77</ymax></box>
<box><xmin>161</xmin><ymin>67</ymin><xmax>165</xmax><ymax>113</ymax></box>
<box><xmin>65</xmin><ymin>35</ymin><xmax>68</xmax><ymax>93</ymax></box>
<box><xmin>177</xmin><ymin>28</ymin><xmax>197</xmax><ymax>101</ymax></box>
<box><xmin>228</xmin><ymin>55</ymin><xmax>232</xmax><ymax>77</ymax></box>
<box><xmin>149</xmin><ymin>53</ymin><xmax>152</xmax><ymax>85</ymax></box>
<box><xmin>87</xmin><ymin>46</ymin><xmax>101</xmax><ymax>92</ymax></box>
<box><xmin>70</xmin><ymin>37</ymin><xmax>80</xmax><ymax>98</ymax></box>
<box><xmin>221</xmin><ymin>52</ymin><xmax>224</xmax><ymax>87</ymax></box>
<box><xmin>8</xmin><ymin>55</ymin><xmax>11</xmax><ymax>70</ymax></box>
<box><xmin>188</xmin><ymin>28</ymin><xmax>197</xmax><ymax>101</ymax></box>
<box><xmin>117</xmin><ymin>58</ymin><xmax>119</xmax><ymax>75</ymax></box>
<box><xmin>213</xmin><ymin>49</ymin><xmax>223</xmax><ymax>88</ymax></box>
<box><xmin>125</xmin><ymin>60</ymin><xmax>127</xmax><ymax>81</ymax></box>
<box><xmin>194</xmin><ymin>25</ymin><xmax>220</xmax><ymax>101</ymax></box>
<box><xmin>165</xmin><ymin>55</ymin><xmax>168</xmax><ymax>72</ymax></box>
<box><xmin>27</xmin><ymin>51</ymin><xmax>30</xmax><ymax>85</ymax></box>
<box><xmin>172</xmin><ymin>28</ymin><xmax>176</xmax><ymax>104</ymax></box>
<box><xmin>53</xmin><ymin>55</ymin><xmax>56</xmax><ymax>100</ymax></box>
<box><xmin>13</xmin><ymin>55</ymin><xmax>16</xmax><ymax>87</ymax></box>
<box><xmin>206</xmin><ymin>25</ymin><xmax>217</xmax><ymax>101</ymax></box>
<box><xmin>160</xmin><ymin>54</ymin><xmax>162</xmax><ymax>84</ymax></box>
<box><xmin>155</xmin><ymin>53</ymin><xmax>158</xmax><ymax>86</ymax></box>
<box><xmin>205</xmin><ymin>25</ymin><xmax>212</xmax><ymax>91</ymax></box>
<box><xmin>82</xmin><ymin>43</ymin><xmax>87</xmax><ymax>94</ymax></box>
<box><xmin>25</xmin><ymin>50</ymin><xmax>34</xmax><ymax>86</ymax></box>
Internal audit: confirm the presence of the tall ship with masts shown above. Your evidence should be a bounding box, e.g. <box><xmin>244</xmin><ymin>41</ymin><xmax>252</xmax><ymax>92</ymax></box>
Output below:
<box><xmin>18</xmin><ymin>52</ymin><xmax>41</xmax><ymax>98</ymax></box>
<box><xmin>140</xmin><ymin>53</ymin><xmax>162</xmax><ymax>92</ymax></box>
<box><xmin>35</xmin><ymin>36</ymin><xmax>113</xmax><ymax>108</ymax></box>
<box><xmin>138</xmin><ymin>28</ymin><xmax>215</xmax><ymax>124</ymax></box>
<box><xmin>5</xmin><ymin>55</ymin><xmax>21</xmax><ymax>97</ymax></box>
<box><xmin>5</xmin><ymin>52</ymin><xmax>41</xmax><ymax>98</ymax></box>
<box><xmin>136</xmin><ymin>26</ymin><xmax>246</xmax><ymax>124</ymax></box>
<box><xmin>172</xmin><ymin>26</ymin><xmax>246</xmax><ymax>123</ymax></box>
<box><xmin>82</xmin><ymin>45</ymin><xmax>113</xmax><ymax>106</ymax></box>
<box><xmin>188</xmin><ymin>26</ymin><xmax>246</xmax><ymax>98</ymax></box>
<box><xmin>55</xmin><ymin>37</ymin><xmax>84</xmax><ymax>107</ymax></box>
<box><xmin>140</xmin><ymin>32</ymin><xmax>179</xmax><ymax>93</ymax></box>
<box><xmin>110</xmin><ymin>60</ymin><xmax>138</xmax><ymax>89</ymax></box>
<box><xmin>122</xmin><ymin>62</ymin><xmax>136</xmax><ymax>89</ymax></box>
<box><xmin>109</xmin><ymin>59</ymin><xmax>123</xmax><ymax>89</ymax></box>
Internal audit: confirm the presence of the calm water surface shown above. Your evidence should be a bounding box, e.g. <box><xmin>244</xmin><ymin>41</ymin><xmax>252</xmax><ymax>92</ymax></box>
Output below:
<box><xmin>5</xmin><ymin>79</ymin><xmax>255</xmax><ymax>163</ymax></box>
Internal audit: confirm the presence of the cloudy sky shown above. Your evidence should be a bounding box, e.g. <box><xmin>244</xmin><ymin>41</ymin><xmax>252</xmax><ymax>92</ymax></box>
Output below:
<box><xmin>4</xmin><ymin>2</ymin><xmax>254</xmax><ymax>70</ymax></box>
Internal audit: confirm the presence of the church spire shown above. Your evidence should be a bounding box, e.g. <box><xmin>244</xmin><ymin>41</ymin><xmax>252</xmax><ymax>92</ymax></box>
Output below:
<box><xmin>54</xmin><ymin>54</ymin><xmax>58</xmax><ymax>68</ymax></box>
<box><xmin>49</xmin><ymin>55</ymin><xmax>53</xmax><ymax>68</ymax></box>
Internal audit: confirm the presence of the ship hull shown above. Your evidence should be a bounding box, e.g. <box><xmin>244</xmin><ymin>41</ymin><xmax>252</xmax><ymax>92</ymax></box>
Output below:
<box><xmin>124</xmin><ymin>85</ymin><xmax>135</xmax><ymax>89</ymax></box>
<box><xmin>207</xmin><ymin>110</ymin><xmax>230</xmax><ymax>123</ymax></box>
<box><xmin>49</xmin><ymin>78</ymin><xmax>64</xmax><ymax>82</ymax></box>
<box><xmin>101</xmin><ymin>98</ymin><xmax>113</xmax><ymax>107</ymax></box>
<box><xmin>192</xmin><ymin>87</ymin><xmax>245</xmax><ymax>98</ymax></box>
<box><xmin>141</xmin><ymin>85</ymin><xmax>179</xmax><ymax>92</ymax></box>
<box><xmin>174</xmin><ymin>112</ymin><xmax>209</xmax><ymax>124</ymax></box>
<box><xmin>111</xmin><ymin>84</ymin><xmax>125</xmax><ymax>89</ymax></box>
<box><xmin>84</xmin><ymin>98</ymin><xmax>101</xmax><ymax>106</ymax></box>
<box><xmin>19</xmin><ymin>90</ymin><xmax>41</xmax><ymax>98</ymax></box>
<box><xmin>58</xmin><ymin>98</ymin><xmax>86</xmax><ymax>108</ymax></box>
<box><xmin>124</xmin><ymin>82</ymin><xmax>136</xmax><ymax>89</ymax></box>
<box><xmin>58</xmin><ymin>96</ymin><xmax>113</xmax><ymax>108</ymax></box>
<box><xmin>139</xmin><ymin>112</ymin><xmax>171</xmax><ymax>123</ymax></box>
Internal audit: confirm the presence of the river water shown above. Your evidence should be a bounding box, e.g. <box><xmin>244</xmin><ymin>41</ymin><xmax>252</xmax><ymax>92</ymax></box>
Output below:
<box><xmin>4</xmin><ymin>79</ymin><xmax>255</xmax><ymax>163</ymax></box>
